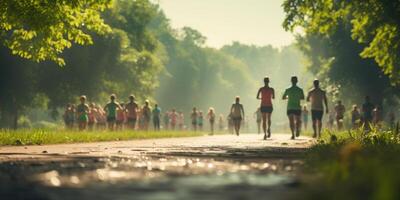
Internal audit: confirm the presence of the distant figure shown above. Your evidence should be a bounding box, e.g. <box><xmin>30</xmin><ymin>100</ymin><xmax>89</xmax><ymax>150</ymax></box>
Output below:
<box><xmin>125</xmin><ymin>95</ymin><xmax>139</xmax><ymax>130</ymax></box>
<box><xmin>227</xmin><ymin>114</ymin><xmax>234</xmax><ymax>134</ymax></box>
<box><xmin>142</xmin><ymin>100</ymin><xmax>151</xmax><ymax>131</ymax></box>
<box><xmin>307</xmin><ymin>80</ymin><xmax>328</xmax><ymax>138</ymax></box>
<box><xmin>334</xmin><ymin>100</ymin><xmax>346</xmax><ymax>130</ymax></box>
<box><xmin>63</xmin><ymin>104</ymin><xmax>75</xmax><ymax>129</ymax></box>
<box><xmin>152</xmin><ymin>104</ymin><xmax>161</xmax><ymax>131</ymax></box>
<box><xmin>372</xmin><ymin>105</ymin><xmax>383</xmax><ymax>127</ymax></box>
<box><xmin>169</xmin><ymin>109</ymin><xmax>178</xmax><ymax>130</ymax></box>
<box><xmin>254</xmin><ymin>108</ymin><xmax>262</xmax><ymax>134</ymax></box>
<box><xmin>76</xmin><ymin>95</ymin><xmax>90</xmax><ymax>131</ymax></box>
<box><xmin>302</xmin><ymin>105</ymin><xmax>309</xmax><ymax>131</ymax></box>
<box><xmin>351</xmin><ymin>105</ymin><xmax>361</xmax><ymax>129</ymax></box>
<box><xmin>207</xmin><ymin>107</ymin><xmax>216</xmax><ymax>135</ymax></box>
<box><xmin>163</xmin><ymin>111</ymin><xmax>170</xmax><ymax>130</ymax></box>
<box><xmin>230</xmin><ymin>96</ymin><xmax>245</xmax><ymax>136</ymax></box>
<box><xmin>178</xmin><ymin>111</ymin><xmax>184</xmax><ymax>130</ymax></box>
<box><xmin>104</xmin><ymin>94</ymin><xmax>122</xmax><ymax>131</ymax></box>
<box><xmin>190</xmin><ymin>107</ymin><xmax>198</xmax><ymax>131</ymax></box>
<box><xmin>256</xmin><ymin>77</ymin><xmax>275</xmax><ymax>139</ymax></box>
<box><xmin>88</xmin><ymin>103</ymin><xmax>97</xmax><ymax>131</ymax></box>
<box><xmin>116</xmin><ymin>103</ymin><xmax>126</xmax><ymax>131</ymax></box>
<box><xmin>95</xmin><ymin>105</ymin><xmax>106</xmax><ymax>130</ymax></box>
<box><xmin>198</xmin><ymin>111</ymin><xmax>204</xmax><ymax>131</ymax></box>
<box><xmin>362</xmin><ymin>96</ymin><xmax>374</xmax><ymax>131</ymax></box>
<box><xmin>218</xmin><ymin>114</ymin><xmax>225</xmax><ymax>131</ymax></box>
<box><xmin>282</xmin><ymin>76</ymin><xmax>305</xmax><ymax>140</ymax></box>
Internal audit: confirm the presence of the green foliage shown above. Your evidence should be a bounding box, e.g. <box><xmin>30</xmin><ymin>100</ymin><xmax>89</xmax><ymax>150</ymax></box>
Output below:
<box><xmin>0</xmin><ymin>0</ymin><xmax>112</xmax><ymax>65</ymax></box>
<box><xmin>283</xmin><ymin>0</ymin><xmax>400</xmax><ymax>85</ymax></box>
<box><xmin>0</xmin><ymin>129</ymin><xmax>207</xmax><ymax>146</ymax></box>
<box><xmin>302</xmin><ymin>128</ymin><xmax>400</xmax><ymax>199</ymax></box>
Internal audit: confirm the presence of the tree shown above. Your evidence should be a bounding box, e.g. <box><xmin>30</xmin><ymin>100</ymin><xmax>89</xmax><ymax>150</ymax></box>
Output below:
<box><xmin>283</xmin><ymin>0</ymin><xmax>400</xmax><ymax>84</ymax></box>
<box><xmin>0</xmin><ymin>0</ymin><xmax>112</xmax><ymax>65</ymax></box>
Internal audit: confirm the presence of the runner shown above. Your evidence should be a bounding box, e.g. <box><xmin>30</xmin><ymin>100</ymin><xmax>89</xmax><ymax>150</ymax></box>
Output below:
<box><xmin>334</xmin><ymin>100</ymin><xmax>346</xmax><ymax>130</ymax></box>
<box><xmin>198</xmin><ymin>111</ymin><xmax>204</xmax><ymax>131</ymax></box>
<box><xmin>190</xmin><ymin>107</ymin><xmax>198</xmax><ymax>131</ymax></box>
<box><xmin>152</xmin><ymin>104</ymin><xmax>161</xmax><ymax>131</ymax></box>
<box><xmin>282</xmin><ymin>76</ymin><xmax>305</xmax><ymax>140</ymax></box>
<box><xmin>88</xmin><ymin>103</ymin><xmax>97</xmax><ymax>131</ymax></box>
<box><xmin>256</xmin><ymin>77</ymin><xmax>275</xmax><ymax>139</ymax></box>
<box><xmin>372</xmin><ymin>105</ymin><xmax>383</xmax><ymax>127</ymax></box>
<box><xmin>227</xmin><ymin>114</ymin><xmax>233</xmax><ymax>134</ymax></box>
<box><xmin>178</xmin><ymin>111</ymin><xmax>184</xmax><ymax>130</ymax></box>
<box><xmin>63</xmin><ymin>104</ymin><xmax>75</xmax><ymax>129</ymax></box>
<box><xmin>361</xmin><ymin>96</ymin><xmax>374</xmax><ymax>132</ymax></box>
<box><xmin>230</xmin><ymin>96</ymin><xmax>245</xmax><ymax>136</ymax></box>
<box><xmin>142</xmin><ymin>100</ymin><xmax>151</xmax><ymax>131</ymax></box>
<box><xmin>104</xmin><ymin>94</ymin><xmax>122</xmax><ymax>131</ymax></box>
<box><xmin>125</xmin><ymin>95</ymin><xmax>139</xmax><ymax>130</ymax></box>
<box><xmin>207</xmin><ymin>107</ymin><xmax>216</xmax><ymax>135</ymax></box>
<box><xmin>302</xmin><ymin>105</ymin><xmax>309</xmax><ymax>131</ymax></box>
<box><xmin>218</xmin><ymin>114</ymin><xmax>224</xmax><ymax>131</ymax></box>
<box><xmin>95</xmin><ymin>105</ymin><xmax>106</xmax><ymax>130</ymax></box>
<box><xmin>163</xmin><ymin>111</ymin><xmax>170</xmax><ymax>130</ymax></box>
<box><xmin>116</xmin><ymin>103</ymin><xmax>126</xmax><ymax>131</ymax></box>
<box><xmin>254</xmin><ymin>108</ymin><xmax>262</xmax><ymax>134</ymax></box>
<box><xmin>169</xmin><ymin>109</ymin><xmax>178</xmax><ymax>130</ymax></box>
<box><xmin>306</xmin><ymin>80</ymin><xmax>328</xmax><ymax>138</ymax></box>
<box><xmin>76</xmin><ymin>95</ymin><xmax>90</xmax><ymax>131</ymax></box>
<box><xmin>351</xmin><ymin>105</ymin><xmax>361</xmax><ymax>129</ymax></box>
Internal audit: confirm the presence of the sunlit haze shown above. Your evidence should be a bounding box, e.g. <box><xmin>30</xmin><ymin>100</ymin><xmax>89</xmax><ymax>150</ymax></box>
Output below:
<box><xmin>156</xmin><ymin>0</ymin><xmax>294</xmax><ymax>48</ymax></box>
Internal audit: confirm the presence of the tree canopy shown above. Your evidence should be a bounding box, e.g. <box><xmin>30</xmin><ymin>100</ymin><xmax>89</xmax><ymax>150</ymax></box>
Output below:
<box><xmin>283</xmin><ymin>0</ymin><xmax>400</xmax><ymax>85</ymax></box>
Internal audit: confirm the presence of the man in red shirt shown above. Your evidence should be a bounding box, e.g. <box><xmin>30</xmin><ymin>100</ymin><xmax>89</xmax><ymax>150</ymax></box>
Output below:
<box><xmin>257</xmin><ymin>77</ymin><xmax>275</xmax><ymax>140</ymax></box>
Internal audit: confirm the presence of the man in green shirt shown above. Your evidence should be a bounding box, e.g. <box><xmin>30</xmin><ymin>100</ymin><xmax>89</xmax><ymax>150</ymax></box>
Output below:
<box><xmin>282</xmin><ymin>76</ymin><xmax>305</xmax><ymax>139</ymax></box>
<box><xmin>104</xmin><ymin>94</ymin><xmax>122</xmax><ymax>131</ymax></box>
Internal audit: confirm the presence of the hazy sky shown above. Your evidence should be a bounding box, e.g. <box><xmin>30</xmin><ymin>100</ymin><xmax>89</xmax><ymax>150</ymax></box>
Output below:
<box><xmin>156</xmin><ymin>0</ymin><xmax>294</xmax><ymax>48</ymax></box>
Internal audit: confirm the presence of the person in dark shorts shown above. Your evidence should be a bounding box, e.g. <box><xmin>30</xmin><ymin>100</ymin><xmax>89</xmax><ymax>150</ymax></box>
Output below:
<box><xmin>152</xmin><ymin>104</ymin><xmax>161</xmax><ymax>131</ymax></box>
<box><xmin>190</xmin><ymin>107</ymin><xmax>198</xmax><ymax>131</ymax></box>
<box><xmin>334</xmin><ymin>100</ymin><xmax>346</xmax><ymax>130</ymax></box>
<box><xmin>104</xmin><ymin>94</ymin><xmax>122</xmax><ymax>131</ymax></box>
<box><xmin>306</xmin><ymin>80</ymin><xmax>328</xmax><ymax>138</ymax></box>
<box><xmin>230</xmin><ymin>96</ymin><xmax>245</xmax><ymax>136</ymax></box>
<box><xmin>76</xmin><ymin>95</ymin><xmax>90</xmax><ymax>131</ymax></box>
<box><xmin>282</xmin><ymin>76</ymin><xmax>305</xmax><ymax>139</ymax></box>
<box><xmin>362</xmin><ymin>96</ymin><xmax>374</xmax><ymax>132</ymax></box>
<box><xmin>257</xmin><ymin>77</ymin><xmax>275</xmax><ymax>140</ymax></box>
<box><xmin>125</xmin><ymin>95</ymin><xmax>139</xmax><ymax>130</ymax></box>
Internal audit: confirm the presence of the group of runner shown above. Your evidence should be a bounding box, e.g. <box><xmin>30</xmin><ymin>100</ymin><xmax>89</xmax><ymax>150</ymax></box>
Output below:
<box><xmin>250</xmin><ymin>76</ymin><xmax>394</xmax><ymax>140</ymax></box>
<box><xmin>63</xmin><ymin>76</ymin><xmax>396</xmax><ymax>138</ymax></box>
<box><xmin>63</xmin><ymin>94</ymin><xmax>228</xmax><ymax>133</ymax></box>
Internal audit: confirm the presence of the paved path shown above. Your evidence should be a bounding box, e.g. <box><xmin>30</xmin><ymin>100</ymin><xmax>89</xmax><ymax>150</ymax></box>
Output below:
<box><xmin>0</xmin><ymin>133</ymin><xmax>314</xmax><ymax>161</ymax></box>
<box><xmin>0</xmin><ymin>133</ymin><xmax>315</xmax><ymax>200</ymax></box>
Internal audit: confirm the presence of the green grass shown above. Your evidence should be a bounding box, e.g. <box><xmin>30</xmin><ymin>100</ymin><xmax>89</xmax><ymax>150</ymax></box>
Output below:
<box><xmin>299</xmin><ymin>126</ymin><xmax>400</xmax><ymax>200</ymax></box>
<box><xmin>0</xmin><ymin>129</ymin><xmax>210</xmax><ymax>146</ymax></box>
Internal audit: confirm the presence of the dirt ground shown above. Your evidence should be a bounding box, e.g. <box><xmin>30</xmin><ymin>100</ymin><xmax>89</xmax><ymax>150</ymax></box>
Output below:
<box><xmin>0</xmin><ymin>133</ymin><xmax>315</xmax><ymax>200</ymax></box>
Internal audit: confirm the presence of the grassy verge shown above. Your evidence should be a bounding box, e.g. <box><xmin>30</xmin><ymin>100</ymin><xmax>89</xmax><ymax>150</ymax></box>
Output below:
<box><xmin>0</xmin><ymin>129</ymin><xmax>212</xmax><ymax>146</ymax></box>
<box><xmin>299</xmin><ymin>127</ymin><xmax>400</xmax><ymax>200</ymax></box>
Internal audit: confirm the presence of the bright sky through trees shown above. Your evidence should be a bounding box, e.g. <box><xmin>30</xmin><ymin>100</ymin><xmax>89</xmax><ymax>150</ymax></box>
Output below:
<box><xmin>156</xmin><ymin>0</ymin><xmax>294</xmax><ymax>48</ymax></box>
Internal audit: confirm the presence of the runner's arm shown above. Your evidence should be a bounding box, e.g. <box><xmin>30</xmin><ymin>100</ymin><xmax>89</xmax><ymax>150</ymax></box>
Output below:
<box><xmin>306</xmin><ymin>91</ymin><xmax>311</xmax><ymax>102</ymax></box>
<box><xmin>272</xmin><ymin>88</ymin><xmax>275</xmax><ymax>99</ymax></box>
<box><xmin>241</xmin><ymin>105</ymin><xmax>245</xmax><ymax>119</ymax></box>
<box><xmin>256</xmin><ymin>88</ymin><xmax>261</xmax><ymax>99</ymax></box>
<box><xmin>300</xmin><ymin>90</ymin><xmax>305</xmax><ymax>100</ymax></box>
<box><xmin>282</xmin><ymin>90</ymin><xmax>288</xmax><ymax>100</ymax></box>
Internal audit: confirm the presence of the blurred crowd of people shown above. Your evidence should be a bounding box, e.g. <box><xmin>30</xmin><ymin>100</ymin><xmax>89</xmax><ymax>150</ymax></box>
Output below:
<box><xmin>63</xmin><ymin>94</ymin><xmax>241</xmax><ymax>134</ymax></box>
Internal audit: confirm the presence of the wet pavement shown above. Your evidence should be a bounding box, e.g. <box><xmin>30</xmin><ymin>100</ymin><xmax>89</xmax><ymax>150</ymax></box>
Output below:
<box><xmin>0</xmin><ymin>134</ymin><xmax>314</xmax><ymax>200</ymax></box>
